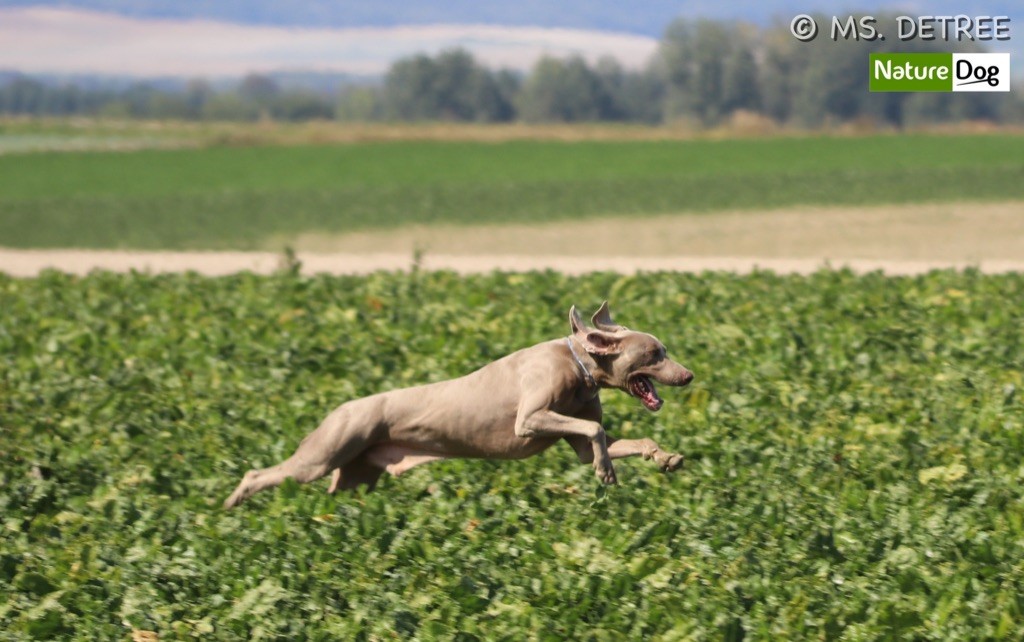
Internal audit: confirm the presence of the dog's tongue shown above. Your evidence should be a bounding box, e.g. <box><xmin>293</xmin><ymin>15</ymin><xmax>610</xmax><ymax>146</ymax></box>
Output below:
<box><xmin>634</xmin><ymin>376</ymin><xmax>663</xmax><ymax>411</ymax></box>
<box><xmin>644</xmin><ymin>388</ymin><xmax>664</xmax><ymax>411</ymax></box>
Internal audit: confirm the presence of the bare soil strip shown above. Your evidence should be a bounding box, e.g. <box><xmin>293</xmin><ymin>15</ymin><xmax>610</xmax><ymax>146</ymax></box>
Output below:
<box><xmin>2</xmin><ymin>250</ymin><xmax>1023</xmax><ymax>278</ymax></box>
<box><xmin>3</xmin><ymin>201</ymin><xmax>1021</xmax><ymax>277</ymax></box>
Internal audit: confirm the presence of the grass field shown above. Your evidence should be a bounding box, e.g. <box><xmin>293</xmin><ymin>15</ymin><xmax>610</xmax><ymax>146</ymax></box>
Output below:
<box><xmin>2</xmin><ymin>269</ymin><xmax>1023</xmax><ymax>639</ymax></box>
<box><xmin>0</xmin><ymin>133</ymin><xmax>1022</xmax><ymax>250</ymax></box>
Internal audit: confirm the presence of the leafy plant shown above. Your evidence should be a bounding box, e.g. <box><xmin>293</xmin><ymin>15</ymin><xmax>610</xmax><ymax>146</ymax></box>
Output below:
<box><xmin>1</xmin><ymin>269</ymin><xmax>1022</xmax><ymax>639</ymax></box>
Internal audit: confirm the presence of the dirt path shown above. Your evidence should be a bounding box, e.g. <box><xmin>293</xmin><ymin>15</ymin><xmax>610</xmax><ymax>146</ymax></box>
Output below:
<box><xmin>3</xmin><ymin>201</ymin><xmax>1021</xmax><ymax>277</ymax></box>
<box><xmin>2</xmin><ymin>249</ymin><xmax>1023</xmax><ymax>277</ymax></box>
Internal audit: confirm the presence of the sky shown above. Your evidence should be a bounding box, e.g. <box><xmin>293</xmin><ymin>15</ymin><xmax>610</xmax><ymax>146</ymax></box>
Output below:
<box><xmin>0</xmin><ymin>7</ymin><xmax>659</xmax><ymax>76</ymax></box>
<box><xmin>0</xmin><ymin>1</ymin><xmax>1018</xmax><ymax>78</ymax></box>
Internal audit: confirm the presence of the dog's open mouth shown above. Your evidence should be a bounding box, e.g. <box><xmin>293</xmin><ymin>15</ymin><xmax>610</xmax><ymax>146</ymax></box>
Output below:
<box><xmin>629</xmin><ymin>375</ymin><xmax>663</xmax><ymax>412</ymax></box>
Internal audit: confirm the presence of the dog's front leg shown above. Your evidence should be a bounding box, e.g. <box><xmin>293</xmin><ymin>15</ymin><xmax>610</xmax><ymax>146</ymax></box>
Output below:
<box><xmin>516</xmin><ymin>405</ymin><xmax>616</xmax><ymax>484</ymax></box>
<box><xmin>609</xmin><ymin>438</ymin><xmax>684</xmax><ymax>472</ymax></box>
<box><xmin>566</xmin><ymin>436</ymin><xmax>684</xmax><ymax>472</ymax></box>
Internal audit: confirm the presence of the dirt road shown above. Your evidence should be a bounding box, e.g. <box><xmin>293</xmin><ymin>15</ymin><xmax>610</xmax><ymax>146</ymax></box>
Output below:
<box><xmin>2</xmin><ymin>249</ymin><xmax>1022</xmax><ymax>277</ymax></box>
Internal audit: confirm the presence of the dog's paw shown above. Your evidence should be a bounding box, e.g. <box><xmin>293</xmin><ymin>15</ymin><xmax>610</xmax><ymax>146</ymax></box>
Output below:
<box><xmin>594</xmin><ymin>461</ymin><xmax>618</xmax><ymax>485</ymax></box>
<box><xmin>658</xmin><ymin>453</ymin><xmax>684</xmax><ymax>472</ymax></box>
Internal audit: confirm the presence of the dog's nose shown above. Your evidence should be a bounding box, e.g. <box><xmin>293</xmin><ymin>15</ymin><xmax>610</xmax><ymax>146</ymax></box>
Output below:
<box><xmin>679</xmin><ymin>369</ymin><xmax>694</xmax><ymax>386</ymax></box>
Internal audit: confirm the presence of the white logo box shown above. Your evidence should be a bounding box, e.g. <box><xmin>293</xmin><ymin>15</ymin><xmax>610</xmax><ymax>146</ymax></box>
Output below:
<box><xmin>952</xmin><ymin>53</ymin><xmax>1011</xmax><ymax>92</ymax></box>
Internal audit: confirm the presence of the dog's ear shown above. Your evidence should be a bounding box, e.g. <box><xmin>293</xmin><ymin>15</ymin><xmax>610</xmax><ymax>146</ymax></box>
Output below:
<box><xmin>568</xmin><ymin>305</ymin><xmax>588</xmax><ymax>335</ymax></box>
<box><xmin>591</xmin><ymin>300</ymin><xmax>626</xmax><ymax>333</ymax></box>
<box><xmin>580</xmin><ymin>331</ymin><xmax>623</xmax><ymax>355</ymax></box>
<box><xmin>570</xmin><ymin>305</ymin><xmax>623</xmax><ymax>354</ymax></box>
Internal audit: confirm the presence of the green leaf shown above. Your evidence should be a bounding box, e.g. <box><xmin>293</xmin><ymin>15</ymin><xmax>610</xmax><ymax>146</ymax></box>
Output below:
<box><xmin>918</xmin><ymin>463</ymin><xmax>968</xmax><ymax>485</ymax></box>
<box><xmin>17</xmin><ymin>572</ymin><xmax>57</xmax><ymax>596</ymax></box>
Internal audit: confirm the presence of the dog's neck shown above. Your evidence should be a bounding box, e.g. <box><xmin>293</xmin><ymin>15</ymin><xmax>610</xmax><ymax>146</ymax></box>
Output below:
<box><xmin>566</xmin><ymin>336</ymin><xmax>598</xmax><ymax>390</ymax></box>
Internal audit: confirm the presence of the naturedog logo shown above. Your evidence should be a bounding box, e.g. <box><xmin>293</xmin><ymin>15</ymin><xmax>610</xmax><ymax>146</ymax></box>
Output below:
<box><xmin>870</xmin><ymin>53</ymin><xmax>1011</xmax><ymax>92</ymax></box>
<box><xmin>952</xmin><ymin>53</ymin><xmax>1008</xmax><ymax>90</ymax></box>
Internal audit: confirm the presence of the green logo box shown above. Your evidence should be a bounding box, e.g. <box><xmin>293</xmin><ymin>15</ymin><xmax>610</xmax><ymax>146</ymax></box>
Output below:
<box><xmin>870</xmin><ymin>53</ymin><xmax>953</xmax><ymax>92</ymax></box>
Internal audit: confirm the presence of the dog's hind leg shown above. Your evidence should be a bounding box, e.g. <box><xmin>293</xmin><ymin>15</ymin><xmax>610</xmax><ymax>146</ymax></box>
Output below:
<box><xmin>327</xmin><ymin>453</ymin><xmax>384</xmax><ymax>493</ymax></box>
<box><xmin>223</xmin><ymin>402</ymin><xmax>381</xmax><ymax>508</ymax></box>
<box><xmin>223</xmin><ymin>456</ymin><xmax>332</xmax><ymax>509</ymax></box>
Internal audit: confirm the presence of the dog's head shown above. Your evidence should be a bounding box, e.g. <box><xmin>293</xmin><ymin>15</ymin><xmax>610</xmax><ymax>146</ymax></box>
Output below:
<box><xmin>569</xmin><ymin>302</ymin><xmax>693</xmax><ymax>412</ymax></box>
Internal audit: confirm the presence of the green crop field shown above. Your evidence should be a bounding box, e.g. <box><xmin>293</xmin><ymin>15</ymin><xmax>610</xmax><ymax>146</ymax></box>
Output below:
<box><xmin>0</xmin><ymin>133</ymin><xmax>1022</xmax><ymax>249</ymax></box>
<box><xmin>2</xmin><ymin>269</ymin><xmax>1022</xmax><ymax>639</ymax></box>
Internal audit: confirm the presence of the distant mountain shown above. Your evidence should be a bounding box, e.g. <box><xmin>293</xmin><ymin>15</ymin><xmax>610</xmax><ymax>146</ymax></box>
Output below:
<box><xmin>1</xmin><ymin>0</ymin><xmax>1020</xmax><ymax>36</ymax></box>
<box><xmin>0</xmin><ymin>71</ymin><xmax>377</xmax><ymax>93</ymax></box>
<box><xmin>0</xmin><ymin>71</ymin><xmax>174</xmax><ymax>90</ymax></box>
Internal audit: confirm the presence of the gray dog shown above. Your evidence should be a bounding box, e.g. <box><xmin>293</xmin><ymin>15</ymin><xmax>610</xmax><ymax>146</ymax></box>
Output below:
<box><xmin>224</xmin><ymin>302</ymin><xmax>693</xmax><ymax>508</ymax></box>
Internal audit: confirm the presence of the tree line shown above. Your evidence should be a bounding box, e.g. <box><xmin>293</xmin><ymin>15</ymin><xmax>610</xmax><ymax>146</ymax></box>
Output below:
<box><xmin>2</xmin><ymin>16</ymin><xmax>1021</xmax><ymax>127</ymax></box>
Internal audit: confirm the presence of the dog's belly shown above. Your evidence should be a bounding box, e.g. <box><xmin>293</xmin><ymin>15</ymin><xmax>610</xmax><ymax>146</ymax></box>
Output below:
<box><xmin>365</xmin><ymin>433</ymin><xmax>560</xmax><ymax>477</ymax></box>
<box><xmin>364</xmin><ymin>442</ymin><xmax>448</xmax><ymax>476</ymax></box>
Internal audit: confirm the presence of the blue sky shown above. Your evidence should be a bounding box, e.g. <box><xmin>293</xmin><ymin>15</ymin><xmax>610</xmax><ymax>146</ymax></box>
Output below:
<box><xmin>1</xmin><ymin>0</ymin><xmax>1019</xmax><ymax>35</ymax></box>
<box><xmin>0</xmin><ymin>1</ymin><xmax>1018</xmax><ymax>77</ymax></box>
<box><xmin>12</xmin><ymin>0</ymin><xmax>707</xmax><ymax>34</ymax></box>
